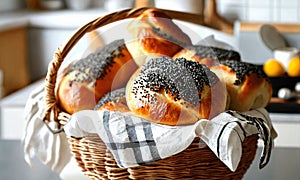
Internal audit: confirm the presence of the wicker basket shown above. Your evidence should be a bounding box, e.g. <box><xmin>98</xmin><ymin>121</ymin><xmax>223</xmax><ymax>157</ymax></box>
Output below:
<box><xmin>43</xmin><ymin>7</ymin><xmax>259</xmax><ymax>179</ymax></box>
<box><xmin>67</xmin><ymin>135</ymin><xmax>258</xmax><ymax>180</ymax></box>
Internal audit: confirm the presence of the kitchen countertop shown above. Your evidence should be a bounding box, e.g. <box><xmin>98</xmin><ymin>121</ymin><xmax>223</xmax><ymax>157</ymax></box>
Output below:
<box><xmin>0</xmin><ymin>14</ymin><xmax>28</xmax><ymax>31</ymax></box>
<box><xmin>0</xmin><ymin>8</ymin><xmax>110</xmax><ymax>31</ymax></box>
<box><xmin>270</xmin><ymin>113</ymin><xmax>300</xmax><ymax>123</ymax></box>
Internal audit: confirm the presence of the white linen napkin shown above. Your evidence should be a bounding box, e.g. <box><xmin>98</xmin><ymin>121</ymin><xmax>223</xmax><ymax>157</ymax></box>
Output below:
<box><xmin>22</xmin><ymin>83</ymin><xmax>71</xmax><ymax>173</ymax></box>
<box><xmin>64</xmin><ymin>108</ymin><xmax>277</xmax><ymax>171</ymax></box>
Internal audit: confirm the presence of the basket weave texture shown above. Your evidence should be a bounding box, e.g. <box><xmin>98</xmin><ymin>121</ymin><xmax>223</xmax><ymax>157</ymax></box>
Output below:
<box><xmin>43</xmin><ymin>7</ymin><xmax>258</xmax><ymax>179</ymax></box>
<box><xmin>68</xmin><ymin>134</ymin><xmax>258</xmax><ymax>180</ymax></box>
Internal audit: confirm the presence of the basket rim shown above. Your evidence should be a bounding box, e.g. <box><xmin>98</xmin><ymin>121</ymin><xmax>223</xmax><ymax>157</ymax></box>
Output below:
<box><xmin>43</xmin><ymin>7</ymin><xmax>206</xmax><ymax>133</ymax></box>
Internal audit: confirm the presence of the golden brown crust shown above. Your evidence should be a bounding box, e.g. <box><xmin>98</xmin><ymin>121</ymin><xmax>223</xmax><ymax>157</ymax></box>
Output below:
<box><xmin>145</xmin><ymin>10</ymin><xmax>192</xmax><ymax>44</ymax></box>
<box><xmin>173</xmin><ymin>45</ymin><xmax>241</xmax><ymax>68</ymax></box>
<box><xmin>126</xmin><ymin>9</ymin><xmax>192</xmax><ymax>66</ymax></box>
<box><xmin>95</xmin><ymin>88</ymin><xmax>130</xmax><ymax>113</ymax></box>
<box><xmin>126</xmin><ymin>70</ymin><xmax>199</xmax><ymax>125</ymax></box>
<box><xmin>126</xmin><ymin>57</ymin><xmax>228</xmax><ymax>126</ymax></box>
<box><xmin>173</xmin><ymin>49</ymin><xmax>218</xmax><ymax>68</ymax></box>
<box><xmin>211</xmin><ymin>61</ymin><xmax>272</xmax><ymax>112</ymax></box>
<box><xmin>96</xmin><ymin>101</ymin><xmax>130</xmax><ymax>112</ymax></box>
<box><xmin>57</xmin><ymin>40</ymin><xmax>138</xmax><ymax>114</ymax></box>
<box><xmin>58</xmin><ymin>77</ymin><xmax>104</xmax><ymax>114</ymax></box>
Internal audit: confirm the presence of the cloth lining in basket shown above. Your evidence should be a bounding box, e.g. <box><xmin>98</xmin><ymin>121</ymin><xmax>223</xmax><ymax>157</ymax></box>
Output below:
<box><xmin>64</xmin><ymin>108</ymin><xmax>277</xmax><ymax>172</ymax></box>
<box><xmin>22</xmin><ymin>82</ymin><xmax>72</xmax><ymax>173</ymax></box>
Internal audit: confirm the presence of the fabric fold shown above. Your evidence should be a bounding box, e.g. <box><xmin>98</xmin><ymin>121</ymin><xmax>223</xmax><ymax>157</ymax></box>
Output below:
<box><xmin>64</xmin><ymin>108</ymin><xmax>276</xmax><ymax>171</ymax></box>
<box><xmin>22</xmin><ymin>84</ymin><xmax>71</xmax><ymax>173</ymax></box>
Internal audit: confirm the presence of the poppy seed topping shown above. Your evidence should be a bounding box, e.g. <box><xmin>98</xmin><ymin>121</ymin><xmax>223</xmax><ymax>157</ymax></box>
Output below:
<box><xmin>94</xmin><ymin>88</ymin><xmax>126</xmax><ymax>110</ymax></box>
<box><xmin>185</xmin><ymin>45</ymin><xmax>241</xmax><ymax>61</ymax></box>
<box><xmin>220</xmin><ymin>60</ymin><xmax>268</xmax><ymax>85</ymax></box>
<box><xmin>67</xmin><ymin>39</ymin><xmax>126</xmax><ymax>85</ymax></box>
<box><xmin>132</xmin><ymin>57</ymin><xmax>218</xmax><ymax>106</ymax></box>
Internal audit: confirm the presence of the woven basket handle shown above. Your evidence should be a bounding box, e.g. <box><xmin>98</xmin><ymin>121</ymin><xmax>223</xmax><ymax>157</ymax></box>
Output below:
<box><xmin>43</xmin><ymin>7</ymin><xmax>205</xmax><ymax>133</ymax></box>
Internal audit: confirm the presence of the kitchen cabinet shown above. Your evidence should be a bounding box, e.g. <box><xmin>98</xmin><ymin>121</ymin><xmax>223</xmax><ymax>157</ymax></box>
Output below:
<box><xmin>0</xmin><ymin>26</ymin><xmax>30</xmax><ymax>97</ymax></box>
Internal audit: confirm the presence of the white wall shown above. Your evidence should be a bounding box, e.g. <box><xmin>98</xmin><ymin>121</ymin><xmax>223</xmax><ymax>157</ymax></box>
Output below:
<box><xmin>3</xmin><ymin>0</ymin><xmax>299</xmax><ymax>23</ymax></box>
<box><xmin>217</xmin><ymin>0</ymin><xmax>300</xmax><ymax>22</ymax></box>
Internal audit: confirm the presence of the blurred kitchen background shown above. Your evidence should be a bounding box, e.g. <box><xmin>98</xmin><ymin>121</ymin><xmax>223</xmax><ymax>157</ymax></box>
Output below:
<box><xmin>0</xmin><ymin>0</ymin><xmax>299</xmax><ymax>179</ymax></box>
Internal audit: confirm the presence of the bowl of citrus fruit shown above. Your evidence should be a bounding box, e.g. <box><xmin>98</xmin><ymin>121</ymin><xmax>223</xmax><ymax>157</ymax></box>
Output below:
<box><xmin>263</xmin><ymin>56</ymin><xmax>300</xmax><ymax>97</ymax></box>
<box><xmin>263</xmin><ymin>56</ymin><xmax>300</xmax><ymax>77</ymax></box>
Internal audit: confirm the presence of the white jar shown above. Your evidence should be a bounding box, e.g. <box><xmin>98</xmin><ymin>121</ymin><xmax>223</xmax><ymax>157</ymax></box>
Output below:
<box><xmin>273</xmin><ymin>47</ymin><xmax>299</xmax><ymax>71</ymax></box>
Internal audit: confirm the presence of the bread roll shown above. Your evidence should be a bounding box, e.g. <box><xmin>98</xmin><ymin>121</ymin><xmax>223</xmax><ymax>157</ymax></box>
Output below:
<box><xmin>211</xmin><ymin>60</ymin><xmax>272</xmax><ymax>112</ymax></box>
<box><xmin>95</xmin><ymin>88</ymin><xmax>129</xmax><ymax>112</ymax></box>
<box><xmin>126</xmin><ymin>57</ymin><xmax>228</xmax><ymax>126</ymax></box>
<box><xmin>57</xmin><ymin>39</ymin><xmax>138</xmax><ymax>114</ymax></box>
<box><xmin>173</xmin><ymin>45</ymin><xmax>241</xmax><ymax>68</ymax></box>
<box><xmin>126</xmin><ymin>9</ymin><xmax>192</xmax><ymax>66</ymax></box>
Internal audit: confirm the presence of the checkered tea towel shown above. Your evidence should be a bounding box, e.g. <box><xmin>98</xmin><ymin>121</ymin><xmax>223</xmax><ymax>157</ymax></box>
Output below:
<box><xmin>64</xmin><ymin>108</ymin><xmax>277</xmax><ymax>171</ymax></box>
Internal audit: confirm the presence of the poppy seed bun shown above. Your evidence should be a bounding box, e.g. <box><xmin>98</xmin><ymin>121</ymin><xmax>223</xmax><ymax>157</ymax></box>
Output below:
<box><xmin>126</xmin><ymin>9</ymin><xmax>192</xmax><ymax>66</ymax></box>
<box><xmin>210</xmin><ymin>60</ymin><xmax>272</xmax><ymax>112</ymax></box>
<box><xmin>126</xmin><ymin>57</ymin><xmax>228</xmax><ymax>126</ymax></box>
<box><xmin>57</xmin><ymin>39</ymin><xmax>138</xmax><ymax>114</ymax></box>
<box><xmin>95</xmin><ymin>88</ymin><xmax>129</xmax><ymax>112</ymax></box>
<box><xmin>173</xmin><ymin>45</ymin><xmax>241</xmax><ymax>68</ymax></box>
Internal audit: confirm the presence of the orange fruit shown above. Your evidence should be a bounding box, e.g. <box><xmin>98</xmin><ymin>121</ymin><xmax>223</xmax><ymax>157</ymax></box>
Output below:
<box><xmin>287</xmin><ymin>56</ymin><xmax>300</xmax><ymax>77</ymax></box>
<box><xmin>263</xmin><ymin>59</ymin><xmax>286</xmax><ymax>77</ymax></box>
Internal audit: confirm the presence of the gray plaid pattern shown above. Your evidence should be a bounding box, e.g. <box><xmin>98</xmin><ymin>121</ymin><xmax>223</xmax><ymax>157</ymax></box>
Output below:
<box><xmin>102</xmin><ymin>111</ymin><xmax>161</xmax><ymax>167</ymax></box>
